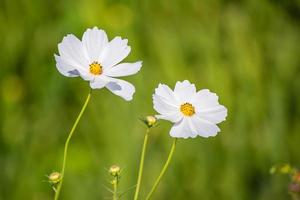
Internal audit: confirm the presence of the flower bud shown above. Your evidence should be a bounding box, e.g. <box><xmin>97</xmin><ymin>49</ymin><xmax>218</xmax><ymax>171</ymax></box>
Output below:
<box><xmin>109</xmin><ymin>165</ymin><xmax>121</xmax><ymax>177</ymax></box>
<box><xmin>48</xmin><ymin>172</ymin><xmax>61</xmax><ymax>184</ymax></box>
<box><xmin>146</xmin><ymin>116</ymin><xmax>157</xmax><ymax>127</ymax></box>
<box><xmin>140</xmin><ymin>115</ymin><xmax>157</xmax><ymax>128</ymax></box>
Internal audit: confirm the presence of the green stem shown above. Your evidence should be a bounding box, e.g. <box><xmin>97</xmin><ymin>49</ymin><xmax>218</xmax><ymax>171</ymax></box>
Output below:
<box><xmin>145</xmin><ymin>138</ymin><xmax>177</xmax><ymax>200</ymax></box>
<box><xmin>113</xmin><ymin>178</ymin><xmax>118</xmax><ymax>200</ymax></box>
<box><xmin>133</xmin><ymin>128</ymin><xmax>150</xmax><ymax>200</ymax></box>
<box><xmin>54</xmin><ymin>90</ymin><xmax>92</xmax><ymax>200</ymax></box>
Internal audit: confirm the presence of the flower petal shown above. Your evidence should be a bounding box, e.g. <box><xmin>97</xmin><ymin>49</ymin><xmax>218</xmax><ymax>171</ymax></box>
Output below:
<box><xmin>155</xmin><ymin>113</ymin><xmax>182</xmax><ymax>123</ymax></box>
<box><xmin>100</xmin><ymin>37</ymin><xmax>131</xmax><ymax>69</ymax></box>
<box><xmin>54</xmin><ymin>54</ymin><xmax>79</xmax><ymax>77</ymax></box>
<box><xmin>174</xmin><ymin>80</ymin><xmax>196</xmax><ymax>103</ymax></box>
<box><xmin>89</xmin><ymin>76</ymin><xmax>109</xmax><ymax>89</ymax></box>
<box><xmin>191</xmin><ymin>89</ymin><xmax>227</xmax><ymax>123</ymax></box>
<box><xmin>54</xmin><ymin>55</ymin><xmax>92</xmax><ymax>81</ymax></box>
<box><xmin>105</xmin><ymin>77</ymin><xmax>135</xmax><ymax>101</ymax></box>
<box><xmin>153</xmin><ymin>94</ymin><xmax>179</xmax><ymax>116</ymax></box>
<box><xmin>154</xmin><ymin>84</ymin><xmax>180</xmax><ymax>106</ymax></box>
<box><xmin>82</xmin><ymin>27</ymin><xmax>108</xmax><ymax>63</ymax></box>
<box><xmin>170</xmin><ymin>118</ymin><xmax>193</xmax><ymax>139</ymax></box>
<box><xmin>105</xmin><ymin>61</ymin><xmax>142</xmax><ymax>77</ymax></box>
<box><xmin>186</xmin><ymin>118</ymin><xmax>199</xmax><ymax>138</ymax></box>
<box><xmin>197</xmin><ymin>105</ymin><xmax>227</xmax><ymax>123</ymax></box>
<box><xmin>191</xmin><ymin>115</ymin><xmax>221</xmax><ymax>137</ymax></box>
<box><xmin>58</xmin><ymin>34</ymin><xmax>89</xmax><ymax>71</ymax></box>
<box><xmin>191</xmin><ymin>89</ymin><xmax>219</xmax><ymax>110</ymax></box>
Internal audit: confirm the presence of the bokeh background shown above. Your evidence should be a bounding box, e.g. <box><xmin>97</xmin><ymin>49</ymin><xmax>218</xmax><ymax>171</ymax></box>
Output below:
<box><xmin>1</xmin><ymin>0</ymin><xmax>300</xmax><ymax>199</ymax></box>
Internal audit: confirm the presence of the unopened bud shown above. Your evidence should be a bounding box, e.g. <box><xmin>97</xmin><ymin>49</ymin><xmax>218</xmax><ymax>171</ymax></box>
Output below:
<box><xmin>109</xmin><ymin>165</ymin><xmax>121</xmax><ymax>177</ymax></box>
<box><xmin>48</xmin><ymin>172</ymin><xmax>61</xmax><ymax>184</ymax></box>
<box><xmin>141</xmin><ymin>115</ymin><xmax>157</xmax><ymax>128</ymax></box>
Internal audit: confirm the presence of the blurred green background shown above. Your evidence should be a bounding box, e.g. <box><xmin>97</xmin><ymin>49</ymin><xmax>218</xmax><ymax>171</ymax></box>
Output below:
<box><xmin>1</xmin><ymin>0</ymin><xmax>300</xmax><ymax>199</ymax></box>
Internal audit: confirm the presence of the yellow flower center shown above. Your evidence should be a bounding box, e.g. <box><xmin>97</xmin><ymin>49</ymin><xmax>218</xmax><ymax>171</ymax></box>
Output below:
<box><xmin>89</xmin><ymin>62</ymin><xmax>102</xmax><ymax>75</ymax></box>
<box><xmin>180</xmin><ymin>103</ymin><xmax>195</xmax><ymax>116</ymax></box>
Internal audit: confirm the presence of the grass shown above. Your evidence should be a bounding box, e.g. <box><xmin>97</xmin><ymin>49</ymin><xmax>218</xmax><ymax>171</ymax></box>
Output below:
<box><xmin>0</xmin><ymin>0</ymin><xmax>300</xmax><ymax>199</ymax></box>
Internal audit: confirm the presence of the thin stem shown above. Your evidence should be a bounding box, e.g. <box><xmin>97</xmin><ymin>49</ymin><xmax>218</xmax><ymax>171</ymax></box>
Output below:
<box><xmin>145</xmin><ymin>138</ymin><xmax>177</xmax><ymax>200</ymax></box>
<box><xmin>113</xmin><ymin>178</ymin><xmax>118</xmax><ymax>200</ymax></box>
<box><xmin>54</xmin><ymin>90</ymin><xmax>92</xmax><ymax>200</ymax></box>
<box><xmin>133</xmin><ymin>128</ymin><xmax>150</xmax><ymax>200</ymax></box>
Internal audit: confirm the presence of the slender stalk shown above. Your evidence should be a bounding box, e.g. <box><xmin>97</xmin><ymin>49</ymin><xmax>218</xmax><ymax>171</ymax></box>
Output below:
<box><xmin>54</xmin><ymin>90</ymin><xmax>92</xmax><ymax>200</ymax></box>
<box><xmin>112</xmin><ymin>178</ymin><xmax>118</xmax><ymax>200</ymax></box>
<box><xmin>133</xmin><ymin>128</ymin><xmax>150</xmax><ymax>200</ymax></box>
<box><xmin>145</xmin><ymin>138</ymin><xmax>177</xmax><ymax>200</ymax></box>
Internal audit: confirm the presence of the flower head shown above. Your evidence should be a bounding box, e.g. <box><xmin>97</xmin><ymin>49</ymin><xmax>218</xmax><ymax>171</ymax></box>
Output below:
<box><xmin>55</xmin><ymin>27</ymin><xmax>142</xmax><ymax>101</ymax></box>
<box><xmin>152</xmin><ymin>80</ymin><xmax>227</xmax><ymax>138</ymax></box>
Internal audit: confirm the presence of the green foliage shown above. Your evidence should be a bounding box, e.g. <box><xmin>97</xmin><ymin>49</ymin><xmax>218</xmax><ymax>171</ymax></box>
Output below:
<box><xmin>0</xmin><ymin>0</ymin><xmax>300</xmax><ymax>199</ymax></box>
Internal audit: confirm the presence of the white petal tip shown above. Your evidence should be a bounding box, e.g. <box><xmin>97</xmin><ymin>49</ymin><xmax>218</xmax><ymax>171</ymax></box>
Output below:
<box><xmin>120</xmin><ymin>93</ymin><xmax>134</xmax><ymax>101</ymax></box>
<box><xmin>135</xmin><ymin>61</ymin><xmax>143</xmax><ymax>71</ymax></box>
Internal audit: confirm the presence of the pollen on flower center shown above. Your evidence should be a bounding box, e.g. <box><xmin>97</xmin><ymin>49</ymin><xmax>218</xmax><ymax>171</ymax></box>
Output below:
<box><xmin>89</xmin><ymin>62</ymin><xmax>102</xmax><ymax>75</ymax></box>
<box><xmin>180</xmin><ymin>103</ymin><xmax>195</xmax><ymax>116</ymax></box>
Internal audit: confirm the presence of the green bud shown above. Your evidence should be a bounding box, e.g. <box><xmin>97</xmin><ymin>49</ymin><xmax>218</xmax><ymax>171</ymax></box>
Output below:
<box><xmin>109</xmin><ymin>165</ymin><xmax>121</xmax><ymax>177</ymax></box>
<box><xmin>140</xmin><ymin>115</ymin><xmax>157</xmax><ymax>128</ymax></box>
<box><xmin>48</xmin><ymin>172</ymin><xmax>61</xmax><ymax>184</ymax></box>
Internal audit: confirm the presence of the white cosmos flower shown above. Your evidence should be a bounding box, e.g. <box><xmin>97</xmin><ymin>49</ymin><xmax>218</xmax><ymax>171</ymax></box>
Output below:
<box><xmin>153</xmin><ymin>80</ymin><xmax>227</xmax><ymax>139</ymax></box>
<box><xmin>55</xmin><ymin>27</ymin><xmax>142</xmax><ymax>101</ymax></box>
